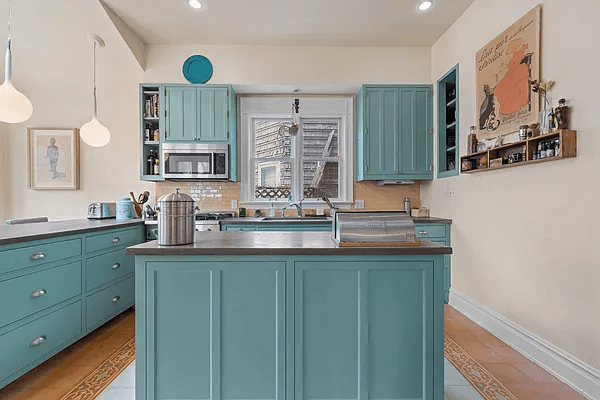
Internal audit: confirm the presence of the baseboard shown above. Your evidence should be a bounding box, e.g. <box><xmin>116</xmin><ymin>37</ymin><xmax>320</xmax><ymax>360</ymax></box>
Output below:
<box><xmin>449</xmin><ymin>289</ymin><xmax>600</xmax><ymax>400</ymax></box>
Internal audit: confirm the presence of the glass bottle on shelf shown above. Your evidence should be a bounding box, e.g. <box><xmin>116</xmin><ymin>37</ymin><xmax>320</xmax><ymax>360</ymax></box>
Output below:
<box><xmin>145</xmin><ymin>123</ymin><xmax>150</xmax><ymax>142</ymax></box>
<box><xmin>153</xmin><ymin>152</ymin><xmax>160</xmax><ymax>175</ymax></box>
<box><xmin>146</xmin><ymin>149</ymin><xmax>155</xmax><ymax>175</ymax></box>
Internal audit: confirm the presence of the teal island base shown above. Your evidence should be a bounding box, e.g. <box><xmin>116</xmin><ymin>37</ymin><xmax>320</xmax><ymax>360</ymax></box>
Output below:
<box><xmin>129</xmin><ymin>233</ymin><xmax>448</xmax><ymax>400</ymax></box>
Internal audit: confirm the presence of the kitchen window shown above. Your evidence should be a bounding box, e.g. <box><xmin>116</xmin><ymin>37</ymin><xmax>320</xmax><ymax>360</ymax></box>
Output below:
<box><xmin>240</xmin><ymin>97</ymin><xmax>353</xmax><ymax>208</ymax></box>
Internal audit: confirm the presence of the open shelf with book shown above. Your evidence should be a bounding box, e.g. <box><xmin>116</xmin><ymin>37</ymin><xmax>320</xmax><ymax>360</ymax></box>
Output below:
<box><xmin>437</xmin><ymin>65</ymin><xmax>459</xmax><ymax>178</ymax></box>
<box><xmin>140</xmin><ymin>85</ymin><xmax>164</xmax><ymax>181</ymax></box>
<box><xmin>460</xmin><ymin>130</ymin><xmax>576</xmax><ymax>174</ymax></box>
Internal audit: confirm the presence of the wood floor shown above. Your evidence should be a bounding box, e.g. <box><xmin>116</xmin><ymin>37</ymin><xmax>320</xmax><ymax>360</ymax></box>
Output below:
<box><xmin>0</xmin><ymin>306</ymin><xmax>589</xmax><ymax>400</ymax></box>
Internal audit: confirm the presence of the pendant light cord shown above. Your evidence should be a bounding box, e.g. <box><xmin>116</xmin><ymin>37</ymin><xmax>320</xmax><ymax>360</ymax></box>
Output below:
<box><xmin>92</xmin><ymin>40</ymin><xmax>98</xmax><ymax>119</ymax></box>
<box><xmin>7</xmin><ymin>0</ymin><xmax>11</xmax><ymax>39</ymax></box>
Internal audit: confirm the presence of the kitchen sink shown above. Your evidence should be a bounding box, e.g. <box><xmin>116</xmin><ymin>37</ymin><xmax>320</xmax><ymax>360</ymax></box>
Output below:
<box><xmin>261</xmin><ymin>217</ymin><xmax>331</xmax><ymax>221</ymax></box>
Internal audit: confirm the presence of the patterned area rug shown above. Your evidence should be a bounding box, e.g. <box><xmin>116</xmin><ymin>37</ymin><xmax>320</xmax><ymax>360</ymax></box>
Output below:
<box><xmin>59</xmin><ymin>338</ymin><xmax>135</xmax><ymax>400</ymax></box>
<box><xmin>61</xmin><ymin>334</ymin><xmax>517</xmax><ymax>400</ymax></box>
<box><xmin>445</xmin><ymin>333</ymin><xmax>519</xmax><ymax>400</ymax></box>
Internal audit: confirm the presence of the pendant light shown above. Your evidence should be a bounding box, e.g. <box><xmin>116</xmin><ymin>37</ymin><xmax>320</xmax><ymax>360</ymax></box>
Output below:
<box><xmin>0</xmin><ymin>0</ymin><xmax>33</xmax><ymax>124</ymax></box>
<box><xmin>80</xmin><ymin>34</ymin><xmax>110</xmax><ymax>147</ymax></box>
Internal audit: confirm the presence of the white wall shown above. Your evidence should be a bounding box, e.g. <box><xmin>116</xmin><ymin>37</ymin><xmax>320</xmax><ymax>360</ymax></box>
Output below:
<box><xmin>0</xmin><ymin>125</ymin><xmax>7</xmax><ymax>222</ymax></box>
<box><xmin>1</xmin><ymin>0</ymin><xmax>153</xmax><ymax>220</ymax></box>
<box><xmin>422</xmin><ymin>0</ymin><xmax>600</xmax><ymax>369</ymax></box>
<box><xmin>143</xmin><ymin>45</ymin><xmax>431</xmax><ymax>84</ymax></box>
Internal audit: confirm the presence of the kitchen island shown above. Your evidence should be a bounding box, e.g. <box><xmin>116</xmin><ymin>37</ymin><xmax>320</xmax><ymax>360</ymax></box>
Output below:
<box><xmin>127</xmin><ymin>231</ymin><xmax>452</xmax><ymax>400</ymax></box>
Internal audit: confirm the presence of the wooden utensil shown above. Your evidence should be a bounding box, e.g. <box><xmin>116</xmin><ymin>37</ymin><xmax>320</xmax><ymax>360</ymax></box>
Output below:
<box><xmin>129</xmin><ymin>192</ymin><xmax>143</xmax><ymax>217</ymax></box>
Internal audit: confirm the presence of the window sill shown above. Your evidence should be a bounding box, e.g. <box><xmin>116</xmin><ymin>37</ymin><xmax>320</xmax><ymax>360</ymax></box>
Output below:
<box><xmin>241</xmin><ymin>201</ymin><xmax>353</xmax><ymax>209</ymax></box>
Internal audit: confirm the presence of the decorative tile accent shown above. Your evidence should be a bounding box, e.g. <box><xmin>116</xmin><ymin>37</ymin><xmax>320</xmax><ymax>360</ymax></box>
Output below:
<box><xmin>445</xmin><ymin>334</ymin><xmax>519</xmax><ymax>400</ymax></box>
<box><xmin>59</xmin><ymin>338</ymin><xmax>135</xmax><ymax>400</ymax></box>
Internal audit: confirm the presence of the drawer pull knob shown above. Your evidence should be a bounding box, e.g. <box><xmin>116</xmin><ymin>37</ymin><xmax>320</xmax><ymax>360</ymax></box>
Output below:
<box><xmin>419</xmin><ymin>230</ymin><xmax>428</xmax><ymax>235</ymax></box>
<box><xmin>31</xmin><ymin>289</ymin><xmax>47</xmax><ymax>298</ymax></box>
<box><xmin>112</xmin><ymin>295</ymin><xmax>121</xmax><ymax>303</ymax></box>
<box><xmin>30</xmin><ymin>252</ymin><xmax>46</xmax><ymax>260</ymax></box>
<box><xmin>112</xmin><ymin>237</ymin><xmax>120</xmax><ymax>243</ymax></box>
<box><xmin>30</xmin><ymin>335</ymin><xmax>46</xmax><ymax>347</ymax></box>
<box><xmin>112</xmin><ymin>263</ymin><xmax>121</xmax><ymax>269</ymax></box>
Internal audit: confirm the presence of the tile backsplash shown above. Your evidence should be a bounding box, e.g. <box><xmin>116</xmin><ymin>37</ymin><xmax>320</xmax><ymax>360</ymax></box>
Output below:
<box><xmin>155</xmin><ymin>180</ymin><xmax>421</xmax><ymax>215</ymax></box>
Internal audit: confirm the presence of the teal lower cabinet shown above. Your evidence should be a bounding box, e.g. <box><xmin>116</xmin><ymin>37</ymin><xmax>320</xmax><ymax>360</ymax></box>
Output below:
<box><xmin>415</xmin><ymin>223</ymin><xmax>451</xmax><ymax>303</ymax></box>
<box><xmin>135</xmin><ymin>255</ymin><xmax>445</xmax><ymax>400</ymax></box>
<box><xmin>0</xmin><ymin>223</ymin><xmax>144</xmax><ymax>389</ymax></box>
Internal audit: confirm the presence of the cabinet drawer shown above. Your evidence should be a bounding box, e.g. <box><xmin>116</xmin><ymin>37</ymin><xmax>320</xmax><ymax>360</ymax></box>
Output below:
<box><xmin>0</xmin><ymin>261</ymin><xmax>82</xmax><ymax>328</ymax></box>
<box><xmin>0</xmin><ymin>238</ymin><xmax>82</xmax><ymax>276</ymax></box>
<box><xmin>414</xmin><ymin>224</ymin><xmax>447</xmax><ymax>239</ymax></box>
<box><xmin>85</xmin><ymin>227</ymin><xmax>140</xmax><ymax>254</ymax></box>
<box><xmin>86</xmin><ymin>276</ymin><xmax>134</xmax><ymax>329</ymax></box>
<box><xmin>0</xmin><ymin>301</ymin><xmax>82</xmax><ymax>382</ymax></box>
<box><xmin>86</xmin><ymin>248</ymin><xmax>134</xmax><ymax>291</ymax></box>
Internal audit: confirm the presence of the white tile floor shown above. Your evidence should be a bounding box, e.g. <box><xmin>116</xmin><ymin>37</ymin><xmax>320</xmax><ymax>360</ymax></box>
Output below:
<box><xmin>96</xmin><ymin>358</ymin><xmax>484</xmax><ymax>400</ymax></box>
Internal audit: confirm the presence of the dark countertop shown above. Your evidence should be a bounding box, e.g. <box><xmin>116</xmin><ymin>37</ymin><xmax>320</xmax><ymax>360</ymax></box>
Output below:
<box><xmin>0</xmin><ymin>219</ymin><xmax>145</xmax><ymax>246</ymax></box>
<box><xmin>221</xmin><ymin>217</ymin><xmax>332</xmax><ymax>225</ymax></box>
<box><xmin>222</xmin><ymin>216</ymin><xmax>452</xmax><ymax>224</ymax></box>
<box><xmin>126</xmin><ymin>231</ymin><xmax>452</xmax><ymax>256</ymax></box>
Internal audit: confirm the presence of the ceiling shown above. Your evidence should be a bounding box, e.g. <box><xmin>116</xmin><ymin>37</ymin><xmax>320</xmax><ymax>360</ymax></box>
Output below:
<box><xmin>100</xmin><ymin>0</ymin><xmax>475</xmax><ymax>47</ymax></box>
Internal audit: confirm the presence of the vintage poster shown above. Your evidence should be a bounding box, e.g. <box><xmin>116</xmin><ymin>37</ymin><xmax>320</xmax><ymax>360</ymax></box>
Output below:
<box><xmin>476</xmin><ymin>5</ymin><xmax>541</xmax><ymax>140</ymax></box>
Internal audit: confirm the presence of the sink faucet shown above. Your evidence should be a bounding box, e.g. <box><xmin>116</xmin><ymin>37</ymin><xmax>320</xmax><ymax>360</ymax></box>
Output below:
<box><xmin>288</xmin><ymin>198</ymin><xmax>305</xmax><ymax>218</ymax></box>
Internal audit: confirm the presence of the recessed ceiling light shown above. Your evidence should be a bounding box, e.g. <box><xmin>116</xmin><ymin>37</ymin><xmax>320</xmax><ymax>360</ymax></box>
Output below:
<box><xmin>188</xmin><ymin>0</ymin><xmax>202</xmax><ymax>9</ymax></box>
<box><xmin>418</xmin><ymin>1</ymin><xmax>433</xmax><ymax>11</ymax></box>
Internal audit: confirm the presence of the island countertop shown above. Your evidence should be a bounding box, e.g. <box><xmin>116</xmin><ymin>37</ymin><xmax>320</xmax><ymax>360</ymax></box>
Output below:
<box><xmin>126</xmin><ymin>231</ymin><xmax>452</xmax><ymax>256</ymax></box>
<box><xmin>0</xmin><ymin>218</ymin><xmax>144</xmax><ymax>245</ymax></box>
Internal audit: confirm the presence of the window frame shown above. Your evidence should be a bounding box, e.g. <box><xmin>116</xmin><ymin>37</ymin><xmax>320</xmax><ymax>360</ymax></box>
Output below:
<box><xmin>240</xmin><ymin>97</ymin><xmax>354</xmax><ymax>209</ymax></box>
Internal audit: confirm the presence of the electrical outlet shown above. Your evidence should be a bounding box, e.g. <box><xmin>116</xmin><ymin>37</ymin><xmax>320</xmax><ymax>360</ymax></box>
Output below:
<box><xmin>450</xmin><ymin>186</ymin><xmax>457</xmax><ymax>197</ymax></box>
<box><xmin>355</xmin><ymin>199</ymin><xmax>365</xmax><ymax>209</ymax></box>
<box><xmin>231</xmin><ymin>200</ymin><xmax>238</xmax><ymax>209</ymax></box>
<box><xmin>444</xmin><ymin>188</ymin><xmax>451</xmax><ymax>197</ymax></box>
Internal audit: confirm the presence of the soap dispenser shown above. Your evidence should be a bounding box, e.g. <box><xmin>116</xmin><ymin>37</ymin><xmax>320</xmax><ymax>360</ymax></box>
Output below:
<box><xmin>269</xmin><ymin>203</ymin><xmax>276</xmax><ymax>217</ymax></box>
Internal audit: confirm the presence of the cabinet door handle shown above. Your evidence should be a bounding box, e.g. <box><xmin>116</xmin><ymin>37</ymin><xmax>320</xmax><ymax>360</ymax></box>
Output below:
<box><xmin>112</xmin><ymin>237</ymin><xmax>120</xmax><ymax>243</ymax></box>
<box><xmin>31</xmin><ymin>289</ymin><xmax>47</xmax><ymax>298</ymax></box>
<box><xmin>419</xmin><ymin>230</ymin><xmax>428</xmax><ymax>235</ymax></box>
<box><xmin>112</xmin><ymin>295</ymin><xmax>121</xmax><ymax>303</ymax></box>
<box><xmin>30</xmin><ymin>252</ymin><xmax>46</xmax><ymax>260</ymax></box>
<box><xmin>30</xmin><ymin>335</ymin><xmax>46</xmax><ymax>347</ymax></box>
<box><xmin>112</xmin><ymin>263</ymin><xmax>121</xmax><ymax>269</ymax></box>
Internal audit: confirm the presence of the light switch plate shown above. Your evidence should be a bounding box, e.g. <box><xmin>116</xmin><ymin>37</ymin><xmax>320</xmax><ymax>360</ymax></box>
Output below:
<box><xmin>231</xmin><ymin>200</ymin><xmax>238</xmax><ymax>209</ymax></box>
<box><xmin>354</xmin><ymin>199</ymin><xmax>365</xmax><ymax>209</ymax></box>
<box><xmin>445</xmin><ymin>187</ymin><xmax>457</xmax><ymax>197</ymax></box>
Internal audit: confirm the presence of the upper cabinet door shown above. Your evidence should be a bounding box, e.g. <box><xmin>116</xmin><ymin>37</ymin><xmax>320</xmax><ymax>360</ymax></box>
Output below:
<box><xmin>165</xmin><ymin>86</ymin><xmax>197</xmax><ymax>142</ymax></box>
<box><xmin>364</xmin><ymin>87</ymin><xmax>400</xmax><ymax>178</ymax></box>
<box><xmin>197</xmin><ymin>88</ymin><xmax>229</xmax><ymax>142</ymax></box>
<box><xmin>400</xmin><ymin>87</ymin><xmax>433</xmax><ymax>179</ymax></box>
<box><xmin>357</xmin><ymin>85</ymin><xmax>433</xmax><ymax>181</ymax></box>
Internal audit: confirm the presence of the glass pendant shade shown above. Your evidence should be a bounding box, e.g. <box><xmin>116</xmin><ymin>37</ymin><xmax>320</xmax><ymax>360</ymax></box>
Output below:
<box><xmin>80</xmin><ymin>116</ymin><xmax>110</xmax><ymax>147</ymax></box>
<box><xmin>80</xmin><ymin>34</ymin><xmax>109</xmax><ymax>147</ymax></box>
<box><xmin>0</xmin><ymin>38</ymin><xmax>33</xmax><ymax>123</ymax></box>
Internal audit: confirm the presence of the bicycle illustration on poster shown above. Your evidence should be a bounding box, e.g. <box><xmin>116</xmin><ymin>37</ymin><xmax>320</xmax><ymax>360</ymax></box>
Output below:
<box><xmin>476</xmin><ymin>5</ymin><xmax>541</xmax><ymax>140</ymax></box>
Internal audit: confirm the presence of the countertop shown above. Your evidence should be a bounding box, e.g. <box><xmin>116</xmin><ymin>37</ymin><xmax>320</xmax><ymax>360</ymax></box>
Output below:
<box><xmin>126</xmin><ymin>231</ymin><xmax>452</xmax><ymax>256</ymax></box>
<box><xmin>221</xmin><ymin>216</ymin><xmax>452</xmax><ymax>224</ymax></box>
<box><xmin>0</xmin><ymin>219</ymin><xmax>145</xmax><ymax>246</ymax></box>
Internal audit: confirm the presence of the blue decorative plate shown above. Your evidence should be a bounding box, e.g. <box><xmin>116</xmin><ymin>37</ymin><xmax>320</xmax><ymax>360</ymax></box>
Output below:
<box><xmin>182</xmin><ymin>55</ymin><xmax>213</xmax><ymax>84</ymax></box>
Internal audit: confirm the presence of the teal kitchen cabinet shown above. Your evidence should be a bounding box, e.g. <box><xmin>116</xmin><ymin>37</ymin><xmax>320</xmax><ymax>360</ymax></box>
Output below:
<box><xmin>415</xmin><ymin>223</ymin><xmax>451</xmax><ymax>303</ymax></box>
<box><xmin>165</xmin><ymin>85</ymin><xmax>232</xmax><ymax>143</ymax></box>
<box><xmin>356</xmin><ymin>85</ymin><xmax>433</xmax><ymax>181</ymax></box>
<box><xmin>138</xmin><ymin>261</ymin><xmax>286</xmax><ymax>400</ymax></box>
<box><xmin>295</xmin><ymin>261</ymin><xmax>437</xmax><ymax>400</ymax></box>
<box><xmin>0</xmin><ymin>223</ymin><xmax>144</xmax><ymax>389</ymax></box>
<box><xmin>134</xmin><ymin>253</ymin><xmax>445</xmax><ymax>400</ymax></box>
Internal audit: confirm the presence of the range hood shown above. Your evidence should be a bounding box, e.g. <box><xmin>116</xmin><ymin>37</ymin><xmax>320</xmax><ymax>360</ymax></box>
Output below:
<box><xmin>376</xmin><ymin>180</ymin><xmax>414</xmax><ymax>186</ymax></box>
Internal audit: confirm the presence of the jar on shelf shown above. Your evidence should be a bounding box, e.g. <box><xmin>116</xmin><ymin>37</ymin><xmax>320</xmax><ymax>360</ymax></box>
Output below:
<box><xmin>554</xmin><ymin>98</ymin><xmax>569</xmax><ymax>130</ymax></box>
<box><xmin>467</xmin><ymin>126</ymin><xmax>478</xmax><ymax>154</ymax></box>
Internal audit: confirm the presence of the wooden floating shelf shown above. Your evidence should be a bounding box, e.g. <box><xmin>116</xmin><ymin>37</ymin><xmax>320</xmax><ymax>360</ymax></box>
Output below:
<box><xmin>460</xmin><ymin>130</ymin><xmax>576</xmax><ymax>174</ymax></box>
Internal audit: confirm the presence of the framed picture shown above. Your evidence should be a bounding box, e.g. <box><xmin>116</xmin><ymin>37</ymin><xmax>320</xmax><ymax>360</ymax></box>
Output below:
<box><xmin>476</xmin><ymin>5</ymin><xmax>541</xmax><ymax>140</ymax></box>
<box><xmin>28</xmin><ymin>128</ymin><xmax>80</xmax><ymax>190</ymax></box>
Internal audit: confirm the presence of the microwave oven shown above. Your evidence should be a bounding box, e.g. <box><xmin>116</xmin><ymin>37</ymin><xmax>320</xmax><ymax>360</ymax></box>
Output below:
<box><xmin>162</xmin><ymin>143</ymin><xmax>229</xmax><ymax>180</ymax></box>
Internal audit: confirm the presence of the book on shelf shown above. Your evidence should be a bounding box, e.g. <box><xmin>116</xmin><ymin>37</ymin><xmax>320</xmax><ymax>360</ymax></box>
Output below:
<box><xmin>144</xmin><ymin>94</ymin><xmax>160</xmax><ymax>118</ymax></box>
